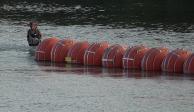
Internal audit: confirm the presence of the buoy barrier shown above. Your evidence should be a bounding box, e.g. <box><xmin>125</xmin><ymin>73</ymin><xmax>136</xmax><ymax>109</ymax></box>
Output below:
<box><xmin>123</xmin><ymin>45</ymin><xmax>149</xmax><ymax>69</ymax></box>
<box><xmin>35</xmin><ymin>37</ymin><xmax>60</xmax><ymax>61</ymax></box>
<box><xmin>102</xmin><ymin>44</ymin><xmax>126</xmax><ymax>68</ymax></box>
<box><xmin>184</xmin><ymin>53</ymin><xmax>194</xmax><ymax>74</ymax></box>
<box><xmin>65</xmin><ymin>41</ymin><xmax>89</xmax><ymax>64</ymax></box>
<box><xmin>51</xmin><ymin>39</ymin><xmax>76</xmax><ymax>62</ymax></box>
<box><xmin>162</xmin><ymin>49</ymin><xmax>191</xmax><ymax>73</ymax></box>
<box><xmin>35</xmin><ymin>37</ymin><xmax>194</xmax><ymax>74</ymax></box>
<box><xmin>84</xmin><ymin>41</ymin><xmax>109</xmax><ymax>66</ymax></box>
<box><xmin>141</xmin><ymin>47</ymin><xmax>169</xmax><ymax>71</ymax></box>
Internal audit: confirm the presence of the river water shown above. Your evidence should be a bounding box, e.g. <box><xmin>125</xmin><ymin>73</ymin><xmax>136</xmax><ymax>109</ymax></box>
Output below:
<box><xmin>0</xmin><ymin>0</ymin><xmax>194</xmax><ymax>112</ymax></box>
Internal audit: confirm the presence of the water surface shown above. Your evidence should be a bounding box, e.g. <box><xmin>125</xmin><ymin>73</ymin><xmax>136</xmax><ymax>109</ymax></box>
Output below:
<box><xmin>0</xmin><ymin>0</ymin><xmax>194</xmax><ymax>112</ymax></box>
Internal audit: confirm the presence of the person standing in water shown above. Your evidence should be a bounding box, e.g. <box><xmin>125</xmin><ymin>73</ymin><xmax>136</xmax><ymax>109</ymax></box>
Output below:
<box><xmin>27</xmin><ymin>21</ymin><xmax>42</xmax><ymax>46</ymax></box>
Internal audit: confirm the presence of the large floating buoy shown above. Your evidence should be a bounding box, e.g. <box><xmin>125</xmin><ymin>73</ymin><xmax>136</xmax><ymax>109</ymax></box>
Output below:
<box><xmin>65</xmin><ymin>41</ymin><xmax>89</xmax><ymax>64</ymax></box>
<box><xmin>123</xmin><ymin>45</ymin><xmax>149</xmax><ymax>69</ymax></box>
<box><xmin>84</xmin><ymin>42</ymin><xmax>109</xmax><ymax>66</ymax></box>
<box><xmin>162</xmin><ymin>49</ymin><xmax>191</xmax><ymax>73</ymax></box>
<box><xmin>102</xmin><ymin>44</ymin><xmax>126</xmax><ymax>68</ymax></box>
<box><xmin>141</xmin><ymin>47</ymin><xmax>169</xmax><ymax>71</ymax></box>
<box><xmin>51</xmin><ymin>39</ymin><xmax>76</xmax><ymax>62</ymax></box>
<box><xmin>184</xmin><ymin>53</ymin><xmax>194</xmax><ymax>74</ymax></box>
<box><xmin>35</xmin><ymin>37</ymin><xmax>60</xmax><ymax>61</ymax></box>
<box><xmin>35</xmin><ymin>38</ymin><xmax>194</xmax><ymax>75</ymax></box>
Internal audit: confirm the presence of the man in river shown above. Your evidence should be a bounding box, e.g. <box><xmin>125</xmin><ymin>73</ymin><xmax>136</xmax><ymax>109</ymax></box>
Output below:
<box><xmin>27</xmin><ymin>21</ymin><xmax>42</xmax><ymax>46</ymax></box>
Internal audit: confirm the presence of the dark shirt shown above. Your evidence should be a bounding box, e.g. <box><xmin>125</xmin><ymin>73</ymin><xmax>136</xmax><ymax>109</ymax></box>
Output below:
<box><xmin>27</xmin><ymin>29</ymin><xmax>42</xmax><ymax>46</ymax></box>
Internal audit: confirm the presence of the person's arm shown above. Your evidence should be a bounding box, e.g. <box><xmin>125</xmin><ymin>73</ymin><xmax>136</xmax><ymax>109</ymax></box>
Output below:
<box><xmin>27</xmin><ymin>30</ymin><xmax>31</xmax><ymax>41</ymax></box>
<box><xmin>36</xmin><ymin>29</ymin><xmax>42</xmax><ymax>39</ymax></box>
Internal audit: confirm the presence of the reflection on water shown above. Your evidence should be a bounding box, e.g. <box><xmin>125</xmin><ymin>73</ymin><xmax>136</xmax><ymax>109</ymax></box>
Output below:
<box><xmin>28</xmin><ymin>46</ymin><xmax>36</xmax><ymax>56</ymax></box>
<box><xmin>36</xmin><ymin>61</ymin><xmax>194</xmax><ymax>80</ymax></box>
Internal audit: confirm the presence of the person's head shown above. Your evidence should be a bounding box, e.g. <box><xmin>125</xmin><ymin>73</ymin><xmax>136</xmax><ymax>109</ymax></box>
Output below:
<box><xmin>29</xmin><ymin>21</ymin><xmax>38</xmax><ymax>30</ymax></box>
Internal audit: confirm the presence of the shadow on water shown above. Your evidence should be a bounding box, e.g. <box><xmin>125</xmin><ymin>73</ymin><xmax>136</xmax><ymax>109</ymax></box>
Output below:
<box><xmin>36</xmin><ymin>61</ymin><xmax>194</xmax><ymax>80</ymax></box>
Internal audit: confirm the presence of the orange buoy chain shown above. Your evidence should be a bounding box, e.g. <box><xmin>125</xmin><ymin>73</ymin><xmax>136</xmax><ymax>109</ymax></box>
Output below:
<box><xmin>102</xmin><ymin>44</ymin><xmax>126</xmax><ymax>68</ymax></box>
<box><xmin>123</xmin><ymin>45</ymin><xmax>149</xmax><ymax>69</ymax></box>
<box><xmin>84</xmin><ymin>42</ymin><xmax>109</xmax><ymax>66</ymax></box>
<box><xmin>35</xmin><ymin>37</ymin><xmax>194</xmax><ymax>74</ymax></box>
<box><xmin>141</xmin><ymin>47</ymin><xmax>169</xmax><ymax>71</ymax></box>
<box><xmin>50</xmin><ymin>39</ymin><xmax>76</xmax><ymax>62</ymax></box>
<box><xmin>184</xmin><ymin>53</ymin><xmax>194</xmax><ymax>74</ymax></box>
<box><xmin>66</xmin><ymin>41</ymin><xmax>89</xmax><ymax>64</ymax></box>
<box><xmin>162</xmin><ymin>49</ymin><xmax>191</xmax><ymax>73</ymax></box>
<box><xmin>35</xmin><ymin>37</ymin><xmax>60</xmax><ymax>61</ymax></box>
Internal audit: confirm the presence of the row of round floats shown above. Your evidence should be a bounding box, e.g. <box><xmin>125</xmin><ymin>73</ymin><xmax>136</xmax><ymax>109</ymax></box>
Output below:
<box><xmin>35</xmin><ymin>37</ymin><xmax>194</xmax><ymax>74</ymax></box>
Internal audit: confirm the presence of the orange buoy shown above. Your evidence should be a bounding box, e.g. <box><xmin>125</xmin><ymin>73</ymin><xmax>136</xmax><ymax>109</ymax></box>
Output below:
<box><xmin>35</xmin><ymin>37</ymin><xmax>60</xmax><ymax>61</ymax></box>
<box><xmin>122</xmin><ymin>45</ymin><xmax>149</xmax><ymax>69</ymax></box>
<box><xmin>184</xmin><ymin>53</ymin><xmax>194</xmax><ymax>74</ymax></box>
<box><xmin>162</xmin><ymin>49</ymin><xmax>191</xmax><ymax>73</ymax></box>
<box><xmin>141</xmin><ymin>47</ymin><xmax>169</xmax><ymax>71</ymax></box>
<box><xmin>84</xmin><ymin>41</ymin><xmax>109</xmax><ymax>66</ymax></box>
<box><xmin>102</xmin><ymin>44</ymin><xmax>126</xmax><ymax>68</ymax></box>
<box><xmin>65</xmin><ymin>41</ymin><xmax>89</xmax><ymax>64</ymax></box>
<box><xmin>51</xmin><ymin>39</ymin><xmax>76</xmax><ymax>62</ymax></box>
